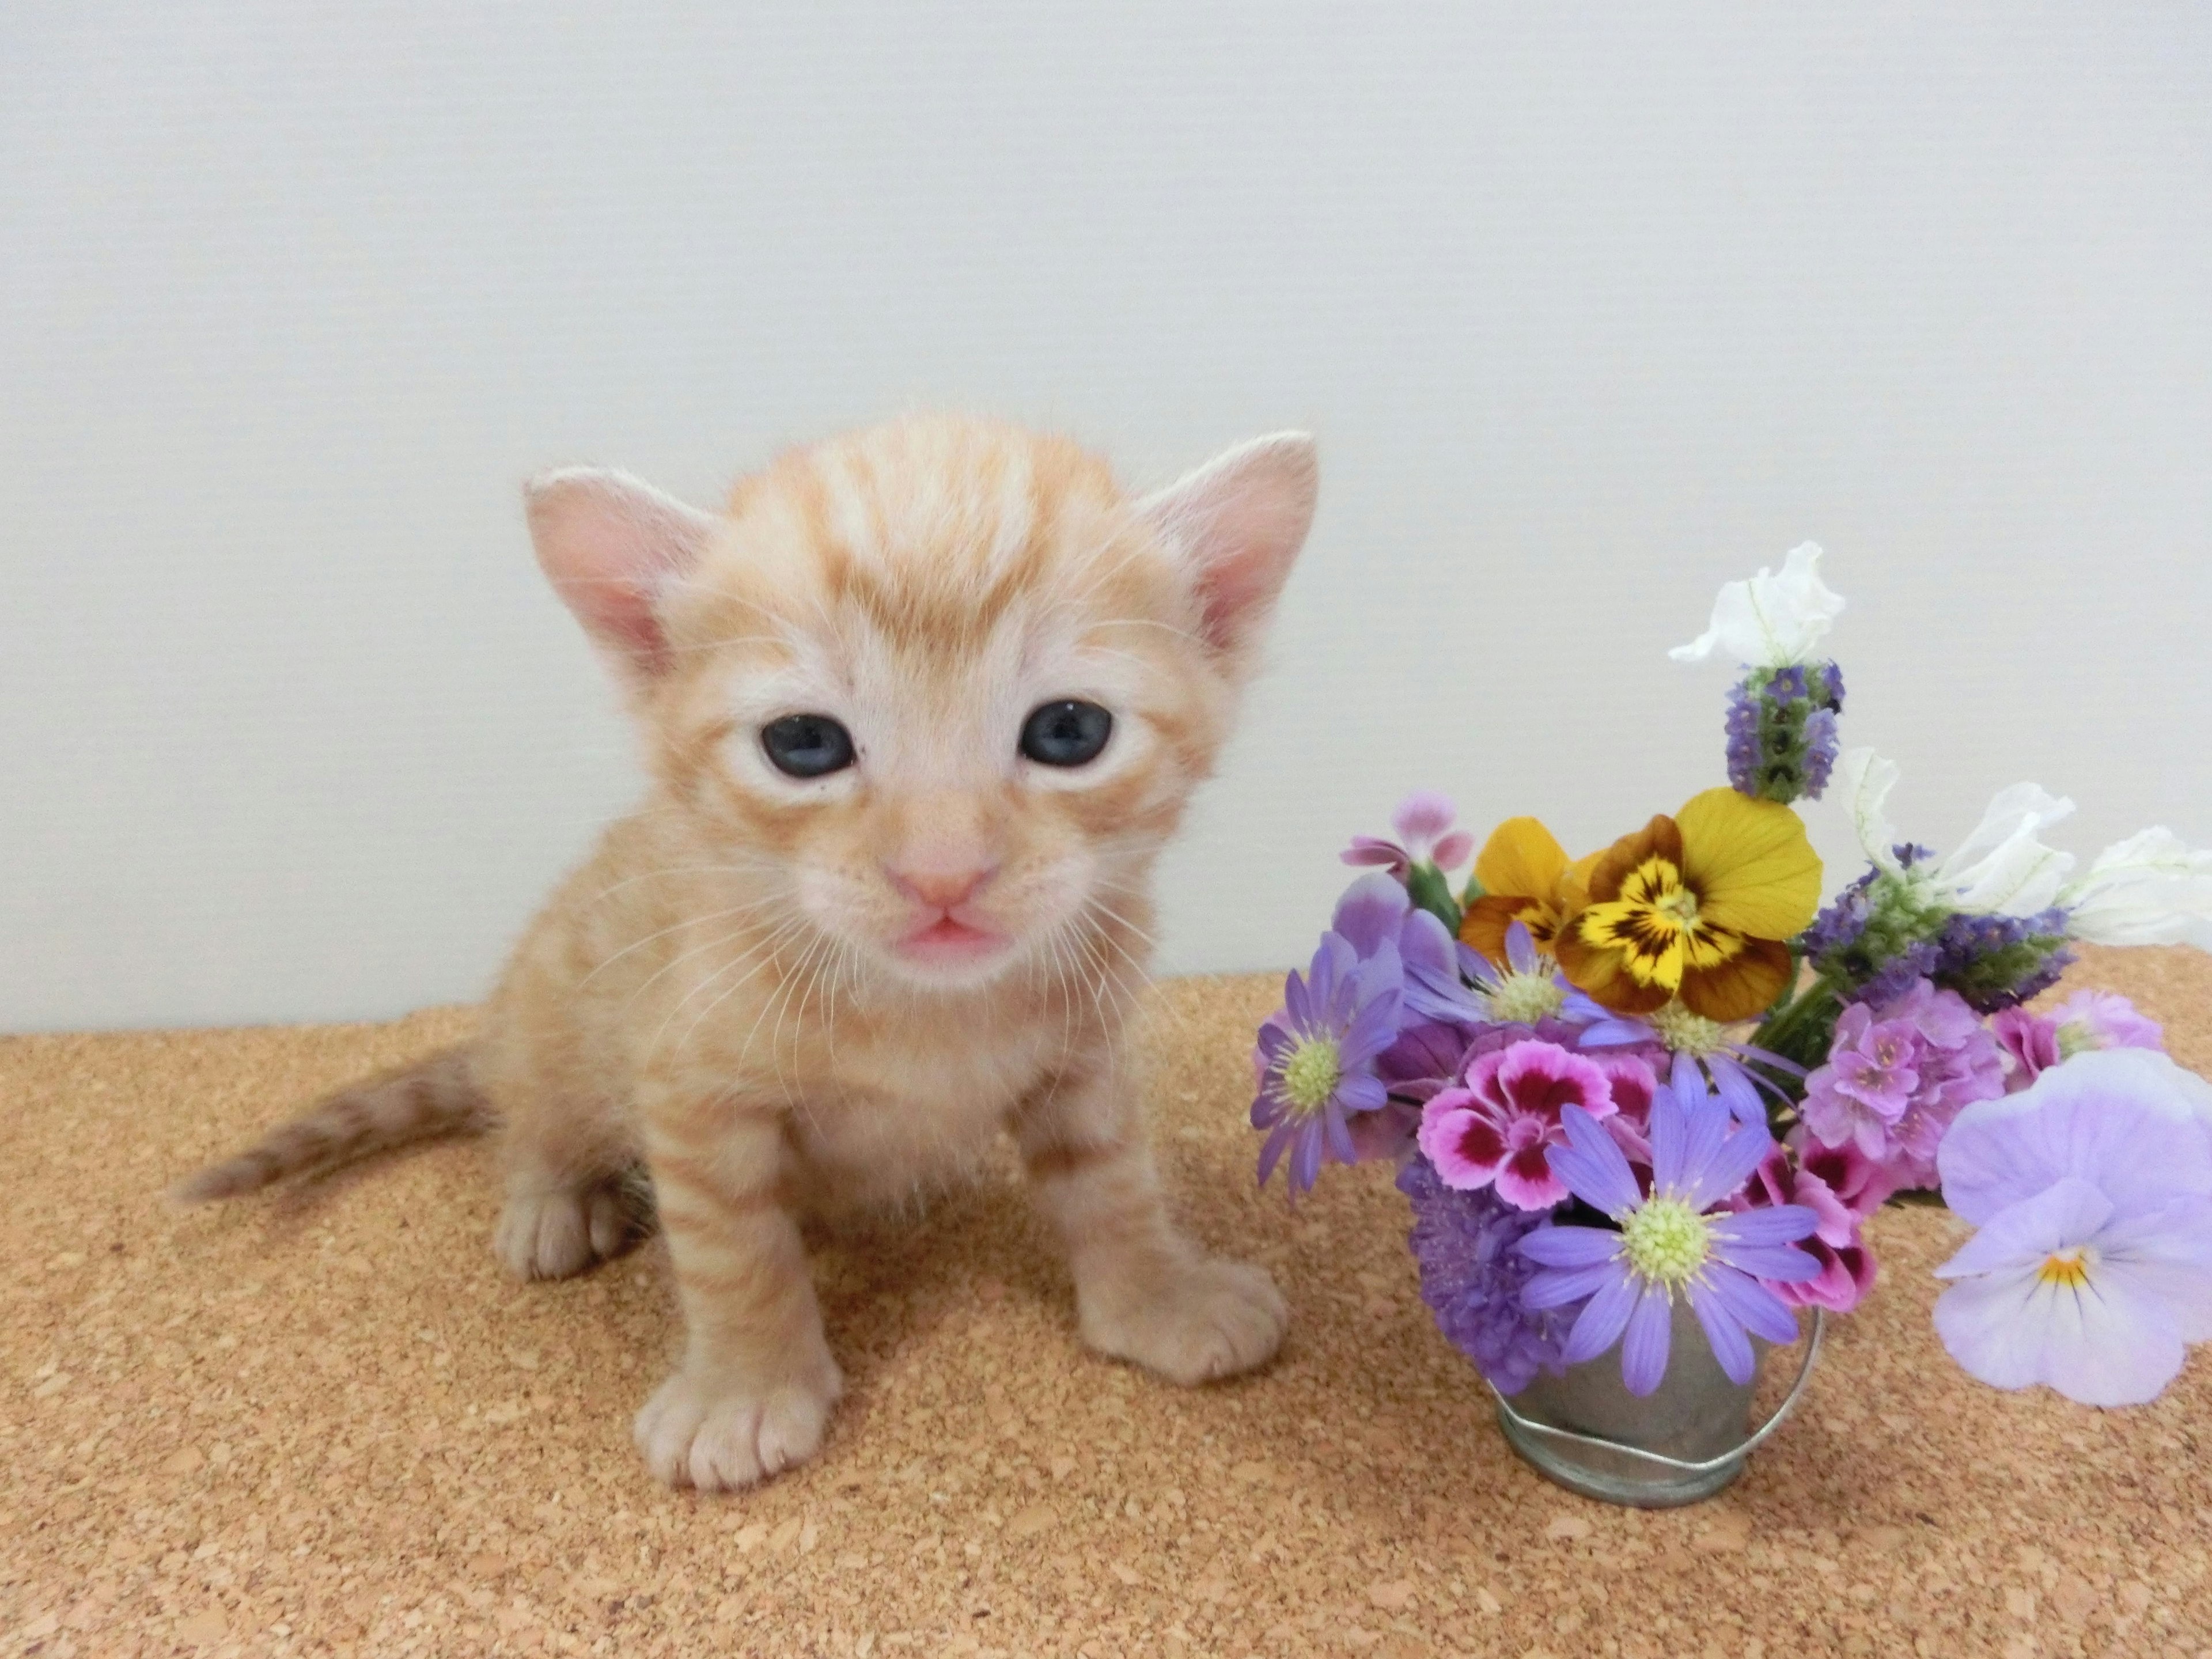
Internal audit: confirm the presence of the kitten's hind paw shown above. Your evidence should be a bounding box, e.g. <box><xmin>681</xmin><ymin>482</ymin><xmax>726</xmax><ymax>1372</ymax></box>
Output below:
<box><xmin>1079</xmin><ymin>1255</ymin><xmax>1289</xmax><ymax>1385</ymax></box>
<box><xmin>494</xmin><ymin>1178</ymin><xmax>640</xmax><ymax>1280</ymax></box>
<box><xmin>632</xmin><ymin>1359</ymin><xmax>844</xmax><ymax>1491</ymax></box>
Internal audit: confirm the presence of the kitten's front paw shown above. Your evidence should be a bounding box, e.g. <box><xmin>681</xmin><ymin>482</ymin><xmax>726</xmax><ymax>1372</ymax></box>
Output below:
<box><xmin>632</xmin><ymin>1357</ymin><xmax>844</xmax><ymax>1491</ymax></box>
<box><xmin>1079</xmin><ymin>1256</ymin><xmax>1289</xmax><ymax>1385</ymax></box>
<box><xmin>494</xmin><ymin>1179</ymin><xmax>637</xmax><ymax>1281</ymax></box>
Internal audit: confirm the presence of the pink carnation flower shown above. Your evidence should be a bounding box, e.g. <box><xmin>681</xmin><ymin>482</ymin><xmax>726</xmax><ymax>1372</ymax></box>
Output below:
<box><xmin>1343</xmin><ymin>791</ymin><xmax>1475</xmax><ymax>880</ymax></box>
<box><xmin>1418</xmin><ymin>1039</ymin><xmax>1618</xmax><ymax>1210</ymax></box>
<box><xmin>1730</xmin><ymin>1135</ymin><xmax>1897</xmax><ymax>1313</ymax></box>
<box><xmin>1993</xmin><ymin>990</ymin><xmax>2164</xmax><ymax>1093</ymax></box>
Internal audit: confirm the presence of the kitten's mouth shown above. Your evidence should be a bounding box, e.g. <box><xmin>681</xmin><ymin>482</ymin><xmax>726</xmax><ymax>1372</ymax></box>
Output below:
<box><xmin>896</xmin><ymin>914</ymin><xmax>1009</xmax><ymax>966</ymax></box>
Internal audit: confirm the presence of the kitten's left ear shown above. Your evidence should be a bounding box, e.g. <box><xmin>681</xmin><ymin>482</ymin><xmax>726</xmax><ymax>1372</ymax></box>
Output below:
<box><xmin>524</xmin><ymin>467</ymin><xmax>718</xmax><ymax>678</ymax></box>
<box><xmin>1139</xmin><ymin>432</ymin><xmax>1318</xmax><ymax>666</ymax></box>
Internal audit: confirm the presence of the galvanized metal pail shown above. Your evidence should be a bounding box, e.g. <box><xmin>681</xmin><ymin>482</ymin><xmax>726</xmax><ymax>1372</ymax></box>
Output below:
<box><xmin>1491</xmin><ymin>1300</ymin><xmax>1823</xmax><ymax>1507</ymax></box>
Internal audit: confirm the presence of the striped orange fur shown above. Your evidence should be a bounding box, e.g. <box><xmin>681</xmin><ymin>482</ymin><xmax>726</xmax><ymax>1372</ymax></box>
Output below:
<box><xmin>178</xmin><ymin>415</ymin><xmax>1317</xmax><ymax>1491</ymax></box>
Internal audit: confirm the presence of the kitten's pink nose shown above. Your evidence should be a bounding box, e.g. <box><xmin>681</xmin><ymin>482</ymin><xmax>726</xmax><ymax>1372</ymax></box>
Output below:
<box><xmin>888</xmin><ymin>865</ymin><xmax>995</xmax><ymax>911</ymax></box>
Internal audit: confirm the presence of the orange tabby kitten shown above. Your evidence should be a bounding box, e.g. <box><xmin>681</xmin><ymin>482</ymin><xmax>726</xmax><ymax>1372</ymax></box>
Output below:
<box><xmin>177</xmin><ymin>415</ymin><xmax>1316</xmax><ymax>1490</ymax></box>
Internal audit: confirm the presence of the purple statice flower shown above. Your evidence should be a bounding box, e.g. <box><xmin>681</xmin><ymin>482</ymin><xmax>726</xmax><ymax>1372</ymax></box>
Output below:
<box><xmin>1343</xmin><ymin>791</ymin><xmax>1475</xmax><ymax>881</ymax></box>
<box><xmin>1573</xmin><ymin>997</ymin><xmax>1802</xmax><ymax>1127</ymax></box>
<box><xmin>1724</xmin><ymin>661</ymin><xmax>1846</xmax><ymax>805</ymax></box>
<box><xmin>1800</xmin><ymin>979</ymin><xmax>2005</xmax><ymax>1191</ymax></box>
<box><xmin>1398</xmin><ymin>1156</ymin><xmax>1567</xmax><ymax>1394</ymax></box>
<box><xmin>1993</xmin><ymin>990</ymin><xmax>2165</xmax><ymax>1093</ymax></box>
<box><xmin>1252</xmin><ymin>933</ymin><xmax>1402</xmax><ymax>1195</ymax></box>
<box><xmin>1418</xmin><ymin>1039</ymin><xmax>1620</xmax><ymax>1210</ymax></box>
<box><xmin>1518</xmin><ymin>1060</ymin><xmax>1822</xmax><ymax>1394</ymax></box>
<box><xmin>1934</xmin><ymin>1048</ymin><xmax>2212</xmax><ymax>1406</ymax></box>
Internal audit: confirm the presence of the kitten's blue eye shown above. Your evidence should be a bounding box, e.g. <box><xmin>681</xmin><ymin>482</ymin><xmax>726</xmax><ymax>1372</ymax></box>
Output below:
<box><xmin>1020</xmin><ymin>700</ymin><xmax>1113</xmax><ymax>768</ymax></box>
<box><xmin>762</xmin><ymin>714</ymin><xmax>855</xmax><ymax>778</ymax></box>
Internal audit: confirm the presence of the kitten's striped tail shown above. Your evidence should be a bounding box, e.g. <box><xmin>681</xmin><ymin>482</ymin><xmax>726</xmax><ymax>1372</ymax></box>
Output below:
<box><xmin>168</xmin><ymin>1045</ymin><xmax>493</xmax><ymax>1205</ymax></box>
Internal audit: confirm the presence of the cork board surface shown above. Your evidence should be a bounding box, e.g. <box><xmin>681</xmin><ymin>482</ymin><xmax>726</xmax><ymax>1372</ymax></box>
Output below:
<box><xmin>6</xmin><ymin>945</ymin><xmax>2211</xmax><ymax>1659</ymax></box>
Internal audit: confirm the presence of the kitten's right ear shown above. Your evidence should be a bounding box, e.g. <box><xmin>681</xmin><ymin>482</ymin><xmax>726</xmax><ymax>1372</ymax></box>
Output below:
<box><xmin>1138</xmin><ymin>432</ymin><xmax>1318</xmax><ymax>669</ymax></box>
<box><xmin>524</xmin><ymin>467</ymin><xmax>718</xmax><ymax>677</ymax></box>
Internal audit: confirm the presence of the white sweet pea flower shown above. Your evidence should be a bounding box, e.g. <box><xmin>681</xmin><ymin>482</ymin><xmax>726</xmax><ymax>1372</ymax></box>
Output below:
<box><xmin>1670</xmin><ymin>542</ymin><xmax>1846</xmax><ymax>668</ymax></box>
<box><xmin>2059</xmin><ymin>828</ymin><xmax>2212</xmax><ymax>949</ymax></box>
<box><xmin>1833</xmin><ymin>748</ymin><xmax>2077</xmax><ymax>918</ymax></box>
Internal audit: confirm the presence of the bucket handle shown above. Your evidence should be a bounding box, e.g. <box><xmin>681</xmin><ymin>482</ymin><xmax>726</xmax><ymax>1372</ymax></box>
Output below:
<box><xmin>1487</xmin><ymin>1309</ymin><xmax>1824</xmax><ymax>1478</ymax></box>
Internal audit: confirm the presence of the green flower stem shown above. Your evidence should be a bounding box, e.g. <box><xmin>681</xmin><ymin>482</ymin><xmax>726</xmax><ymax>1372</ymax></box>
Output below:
<box><xmin>1406</xmin><ymin>862</ymin><xmax>1462</xmax><ymax>935</ymax></box>
<box><xmin>1749</xmin><ymin>974</ymin><xmax>1844</xmax><ymax>1089</ymax></box>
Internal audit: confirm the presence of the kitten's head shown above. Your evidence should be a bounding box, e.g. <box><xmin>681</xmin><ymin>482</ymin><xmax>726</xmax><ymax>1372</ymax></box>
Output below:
<box><xmin>527</xmin><ymin>416</ymin><xmax>1315</xmax><ymax>993</ymax></box>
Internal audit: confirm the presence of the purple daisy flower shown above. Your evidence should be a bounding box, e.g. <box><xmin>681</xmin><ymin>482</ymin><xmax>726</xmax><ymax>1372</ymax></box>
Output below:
<box><xmin>1571</xmin><ymin>998</ymin><xmax>1802</xmax><ymax>1127</ymax></box>
<box><xmin>1517</xmin><ymin>1060</ymin><xmax>1823</xmax><ymax>1395</ymax></box>
<box><xmin>1464</xmin><ymin>920</ymin><xmax>1575</xmax><ymax>1028</ymax></box>
<box><xmin>1252</xmin><ymin>933</ymin><xmax>1403</xmax><ymax>1195</ymax></box>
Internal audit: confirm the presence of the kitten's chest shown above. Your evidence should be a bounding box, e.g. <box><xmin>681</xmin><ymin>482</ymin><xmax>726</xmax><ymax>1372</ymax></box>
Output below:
<box><xmin>785</xmin><ymin>1008</ymin><xmax>1065</xmax><ymax>1188</ymax></box>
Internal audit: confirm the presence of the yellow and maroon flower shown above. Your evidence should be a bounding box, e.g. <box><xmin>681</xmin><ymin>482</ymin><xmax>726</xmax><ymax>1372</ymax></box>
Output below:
<box><xmin>1459</xmin><ymin>817</ymin><xmax>1580</xmax><ymax>965</ymax></box>
<box><xmin>1555</xmin><ymin>788</ymin><xmax>1823</xmax><ymax>1022</ymax></box>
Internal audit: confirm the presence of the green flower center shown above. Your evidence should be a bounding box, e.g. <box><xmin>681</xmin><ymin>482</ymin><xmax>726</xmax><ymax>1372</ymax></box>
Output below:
<box><xmin>2055</xmin><ymin>1021</ymin><xmax>2098</xmax><ymax>1060</ymax></box>
<box><xmin>1620</xmin><ymin>1196</ymin><xmax>1710</xmax><ymax>1288</ymax></box>
<box><xmin>1489</xmin><ymin>972</ymin><xmax>1566</xmax><ymax>1025</ymax></box>
<box><xmin>1282</xmin><ymin>1036</ymin><xmax>1343</xmax><ymax>1115</ymax></box>
<box><xmin>1649</xmin><ymin>1002</ymin><xmax>1728</xmax><ymax>1058</ymax></box>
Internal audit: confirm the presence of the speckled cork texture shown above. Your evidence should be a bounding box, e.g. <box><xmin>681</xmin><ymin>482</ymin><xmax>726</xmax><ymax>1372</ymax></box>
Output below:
<box><xmin>6</xmin><ymin>946</ymin><xmax>2212</xmax><ymax>1659</ymax></box>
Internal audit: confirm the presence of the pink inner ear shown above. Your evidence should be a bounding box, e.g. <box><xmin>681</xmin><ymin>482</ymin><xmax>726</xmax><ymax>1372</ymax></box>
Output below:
<box><xmin>524</xmin><ymin>471</ymin><xmax>717</xmax><ymax>676</ymax></box>
<box><xmin>1141</xmin><ymin>435</ymin><xmax>1319</xmax><ymax>658</ymax></box>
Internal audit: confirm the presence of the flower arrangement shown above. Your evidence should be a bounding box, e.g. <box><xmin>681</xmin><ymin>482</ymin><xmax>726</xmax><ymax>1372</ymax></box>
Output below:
<box><xmin>1253</xmin><ymin>545</ymin><xmax>2212</xmax><ymax>1414</ymax></box>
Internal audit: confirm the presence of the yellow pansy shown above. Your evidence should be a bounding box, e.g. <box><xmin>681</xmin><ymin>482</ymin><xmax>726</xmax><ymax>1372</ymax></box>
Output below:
<box><xmin>1554</xmin><ymin>789</ymin><xmax>1823</xmax><ymax>1022</ymax></box>
<box><xmin>1459</xmin><ymin>817</ymin><xmax>1575</xmax><ymax>965</ymax></box>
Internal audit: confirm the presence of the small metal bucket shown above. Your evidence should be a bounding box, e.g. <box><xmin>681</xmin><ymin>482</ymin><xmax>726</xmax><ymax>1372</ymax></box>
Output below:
<box><xmin>1491</xmin><ymin>1300</ymin><xmax>1823</xmax><ymax>1507</ymax></box>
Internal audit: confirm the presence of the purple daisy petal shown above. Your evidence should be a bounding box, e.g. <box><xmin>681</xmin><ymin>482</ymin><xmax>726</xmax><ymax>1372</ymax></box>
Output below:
<box><xmin>1517</xmin><ymin>1226</ymin><xmax>1624</xmax><ymax>1269</ymax></box>
<box><xmin>1321</xmin><ymin>1101</ymin><xmax>1358</xmax><ymax>1166</ymax></box>
<box><xmin>1709</xmin><ymin>1056</ymin><xmax>1767</xmax><ymax>1126</ymax></box>
<box><xmin>1698</xmin><ymin>1262</ymin><xmax>1802</xmax><ymax>1346</ymax></box>
<box><xmin>1713</xmin><ymin>1241</ymin><xmax>1824</xmax><ymax>1283</ymax></box>
<box><xmin>1577</xmin><ymin>1018</ymin><xmax>1655</xmax><ymax>1048</ymax></box>
<box><xmin>1506</xmin><ymin>921</ymin><xmax>1540</xmax><ymax>977</ymax></box>
<box><xmin>1336</xmin><ymin>1072</ymin><xmax>1388</xmax><ymax>1115</ymax></box>
<box><xmin>1256</xmin><ymin>1120</ymin><xmax>1298</xmax><ymax>1187</ymax></box>
<box><xmin>1707</xmin><ymin>1205</ymin><xmax>1820</xmax><ymax>1248</ymax></box>
<box><xmin>1620</xmin><ymin>1286</ymin><xmax>1675</xmax><ymax>1395</ymax></box>
<box><xmin>1677</xmin><ymin>1095</ymin><xmax>1732</xmax><ymax>1198</ymax></box>
<box><xmin>1649</xmin><ymin>1089</ymin><xmax>1688</xmax><ymax>1193</ymax></box>
<box><xmin>1521</xmin><ymin>1259</ymin><xmax>1623</xmax><ymax>1310</ymax></box>
<box><xmin>1551</xmin><ymin>1105</ymin><xmax>1644</xmax><ymax>1217</ymax></box>
<box><xmin>1683</xmin><ymin>1117</ymin><xmax>1778</xmax><ymax>1212</ymax></box>
<box><xmin>1684</xmin><ymin>1277</ymin><xmax>1757</xmax><ymax>1385</ymax></box>
<box><xmin>1290</xmin><ymin>1120</ymin><xmax>1325</xmax><ymax>1192</ymax></box>
<box><xmin>1561</xmin><ymin>1272</ymin><xmax>1639</xmax><ymax>1365</ymax></box>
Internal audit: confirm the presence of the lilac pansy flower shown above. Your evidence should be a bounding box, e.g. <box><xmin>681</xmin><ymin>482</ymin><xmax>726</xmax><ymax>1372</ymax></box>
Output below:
<box><xmin>1934</xmin><ymin>1048</ymin><xmax>2212</xmax><ymax>1406</ymax></box>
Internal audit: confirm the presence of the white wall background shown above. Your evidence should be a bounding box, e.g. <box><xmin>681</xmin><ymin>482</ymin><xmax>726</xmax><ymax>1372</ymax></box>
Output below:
<box><xmin>4</xmin><ymin>5</ymin><xmax>2209</xmax><ymax>1032</ymax></box>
